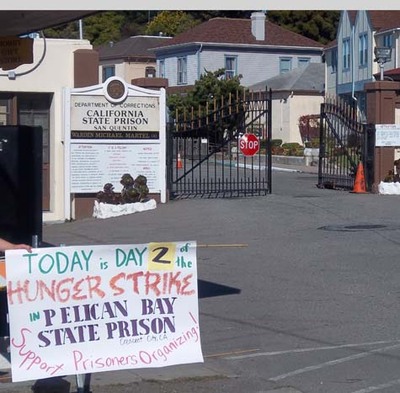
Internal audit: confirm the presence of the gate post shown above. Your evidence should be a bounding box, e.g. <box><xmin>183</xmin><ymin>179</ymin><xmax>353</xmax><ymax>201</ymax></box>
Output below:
<box><xmin>365</xmin><ymin>81</ymin><xmax>400</xmax><ymax>192</ymax></box>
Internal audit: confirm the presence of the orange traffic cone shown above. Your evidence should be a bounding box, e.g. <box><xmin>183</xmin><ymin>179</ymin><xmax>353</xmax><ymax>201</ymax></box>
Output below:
<box><xmin>351</xmin><ymin>162</ymin><xmax>367</xmax><ymax>193</ymax></box>
<box><xmin>176</xmin><ymin>153</ymin><xmax>183</xmax><ymax>169</ymax></box>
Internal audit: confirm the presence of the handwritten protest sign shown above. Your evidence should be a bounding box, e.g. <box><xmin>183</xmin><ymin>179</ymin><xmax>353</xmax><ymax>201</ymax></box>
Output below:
<box><xmin>5</xmin><ymin>241</ymin><xmax>203</xmax><ymax>382</ymax></box>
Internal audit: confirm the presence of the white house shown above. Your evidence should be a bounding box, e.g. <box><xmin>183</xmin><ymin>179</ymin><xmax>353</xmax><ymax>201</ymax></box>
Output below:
<box><xmin>152</xmin><ymin>12</ymin><xmax>324</xmax><ymax>90</ymax></box>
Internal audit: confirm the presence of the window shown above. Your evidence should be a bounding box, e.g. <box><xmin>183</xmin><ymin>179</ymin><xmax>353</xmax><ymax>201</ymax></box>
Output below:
<box><xmin>102</xmin><ymin>66</ymin><xmax>115</xmax><ymax>82</ymax></box>
<box><xmin>343</xmin><ymin>38</ymin><xmax>351</xmax><ymax>70</ymax></box>
<box><xmin>359</xmin><ymin>33</ymin><xmax>368</xmax><ymax>67</ymax></box>
<box><xmin>158</xmin><ymin>60</ymin><xmax>165</xmax><ymax>78</ymax></box>
<box><xmin>279</xmin><ymin>57</ymin><xmax>292</xmax><ymax>74</ymax></box>
<box><xmin>298</xmin><ymin>57</ymin><xmax>310</xmax><ymax>68</ymax></box>
<box><xmin>383</xmin><ymin>33</ymin><xmax>393</xmax><ymax>48</ymax></box>
<box><xmin>0</xmin><ymin>98</ymin><xmax>10</xmax><ymax>125</ymax></box>
<box><xmin>145</xmin><ymin>66</ymin><xmax>156</xmax><ymax>78</ymax></box>
<box><xmin>331</xmin><ymin>48</ymin><xmax>338</xmax><ymax>73</ymax></box>
<box><xmin>177</xmin><ymin>56</ymin><xmax>187</xmax><ymax>85</ymax></box>
<box><xmin>225</xmin><ymin>56</ymin><xmax>237</xmax><ymax>79</ymax></box>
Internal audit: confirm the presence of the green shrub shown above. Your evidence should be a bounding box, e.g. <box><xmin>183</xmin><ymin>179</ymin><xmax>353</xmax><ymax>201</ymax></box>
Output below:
<box><xmin>260</xmin><ymin>139</ymin><xmax>268</xmax><ymax>149</ymax></box>
<box><xmin>281</xmin><ymin>142</ymin><xmax>304</xmax><ymax>156</ymax></box>
<box><xmin>271</xmin><ymin>139</ymin><xmax>283</xmax><ymax>147</ymax></box>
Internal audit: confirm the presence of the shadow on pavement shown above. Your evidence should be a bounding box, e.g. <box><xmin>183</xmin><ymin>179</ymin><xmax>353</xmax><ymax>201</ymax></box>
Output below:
<box><xmin>198</xmin><ymin>279</ymin><xmax>241</xmax><ymax>298</ymax></box>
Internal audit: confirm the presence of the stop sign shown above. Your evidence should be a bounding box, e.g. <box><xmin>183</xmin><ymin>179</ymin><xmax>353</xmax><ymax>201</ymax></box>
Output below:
<box><xmin>239</xmin><ymin>133</ymin><xmax>260</xmax><ymax>156</ymax></box>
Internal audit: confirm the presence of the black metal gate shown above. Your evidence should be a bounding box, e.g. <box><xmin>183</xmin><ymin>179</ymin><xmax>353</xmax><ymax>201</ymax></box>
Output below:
<box><xmin>167</xmin><ymin>90</ymin><xmax>272</xmax><ymax>199</ymax></box>
<box><xmin>318</xmin><ymin>96</ymin><xmax>375</xmax><ymax>191</ymax></box>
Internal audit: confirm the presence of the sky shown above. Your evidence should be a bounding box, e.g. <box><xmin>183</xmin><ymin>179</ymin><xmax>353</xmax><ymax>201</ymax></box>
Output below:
<box><xmin>5</xmin><ymin>1</ymin><xmax>400</xmax><ymax>11</ymax></box>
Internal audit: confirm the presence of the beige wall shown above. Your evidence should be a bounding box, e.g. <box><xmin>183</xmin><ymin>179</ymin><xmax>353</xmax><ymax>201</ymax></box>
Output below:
<box><xmin>271</xmin><ymin>93</ymin><xmax>323</xmax><ymax>144</ymax></box>
<box><xmin>0</xmin><ymin>38</ymin><xmax>92</xmax><ymax>223</ymax></box>
<box><xmin>99</xmin><ymin>60</ymin><xmax>157</xmax><ymax>83</ymax></box>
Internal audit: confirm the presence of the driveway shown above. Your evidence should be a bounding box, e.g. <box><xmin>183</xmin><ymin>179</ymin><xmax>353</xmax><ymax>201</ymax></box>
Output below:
<box><xmin>4</xmin><ymin>170</ymin><xmax>400</xmax><ymax>393</ymax></box>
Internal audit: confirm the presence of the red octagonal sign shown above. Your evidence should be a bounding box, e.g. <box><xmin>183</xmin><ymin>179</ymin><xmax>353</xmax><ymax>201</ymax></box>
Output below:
<box><xmin>239</xmin><ymin>133</ymin><xmax>260</xmax><ymax>156</ymax></box>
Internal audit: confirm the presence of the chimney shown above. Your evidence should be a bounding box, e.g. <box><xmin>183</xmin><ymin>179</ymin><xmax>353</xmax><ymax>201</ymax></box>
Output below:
<box><xmin>251</xmin><ymin>12</ymin><xmax>266</xmax><ymax>41</ymax></box>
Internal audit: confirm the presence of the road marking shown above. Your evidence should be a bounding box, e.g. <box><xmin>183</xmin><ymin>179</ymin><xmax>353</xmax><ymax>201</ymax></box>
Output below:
<box><xmin>269</xmin><ymin>342</ymin><xmax>400</xmax><ymax>382</ymax></box>
<box><xmin>350</xmin><ymin>378</ymin><xmax>400</xmax><ymax>393</ymax></box>
<box><xmin>207</xmin><ymin>348</ymin><xmax>260</xmax><ymax>358</ymax></box>
<box><xmin>227</xmin><ymin>340</ymin><xmax>399</xmax><ymax>360</ymax></box>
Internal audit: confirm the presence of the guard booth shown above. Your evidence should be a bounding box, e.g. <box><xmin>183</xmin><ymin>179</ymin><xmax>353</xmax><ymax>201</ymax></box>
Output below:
<box><xmin>0</xmin><ymin>125</ymin><xmax>43</xmax><ymax>335</ymax></box>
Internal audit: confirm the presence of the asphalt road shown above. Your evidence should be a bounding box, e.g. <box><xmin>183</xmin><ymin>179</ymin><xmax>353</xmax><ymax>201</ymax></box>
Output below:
<box><xmin>4</xmin><ymin>169</ymin><xmax>400</xmax><ymax>393</ymax></box>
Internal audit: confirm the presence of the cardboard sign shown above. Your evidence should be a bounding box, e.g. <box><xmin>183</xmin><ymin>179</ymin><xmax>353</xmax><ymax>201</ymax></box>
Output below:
<box><xmin>0</xmin><ymin>36</ymin><xmax>33</xmax><ymax>71</ymax></box>
<box><xmin>5</xmin><ymin>241</ymin><xmax>203</xmax><ymax>382</ymax></box>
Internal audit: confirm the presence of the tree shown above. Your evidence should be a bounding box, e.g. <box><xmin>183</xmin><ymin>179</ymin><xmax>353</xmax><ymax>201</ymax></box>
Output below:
<box><xmin>167</xmin><ymin>69</ymin><xmax>246</xmax><ymax>142</ymax></box>
<box><xmin>168</xmin><ymin>68</ymin><xmax>243</xmax><ymax>114</ymax></box>
<box><xmin>145</xmin><ymin>11</ymin><xmax>200</xmax><ymax>37</ymax></box>
<box><xmin>267</xmin><ymin>11</ymin><xmax>340</xmax><ymax>45</ymax></box>
<box><xmin>43</xmin><ymin>11</ymin><xmax>340</xmax><ymax>46</ymax></box>
<box><xmin>44</xmin><ymin>12</ymin><xmax>126</xmax><ymax>46</ymax></box>
<box><xmin>83</xmin><ymin>12</ymin><xmax>126</xmax><ymax>46</ymax></box>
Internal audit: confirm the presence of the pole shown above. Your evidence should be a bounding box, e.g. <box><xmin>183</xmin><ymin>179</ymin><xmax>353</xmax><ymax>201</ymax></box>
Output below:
<box><xmin>380</xmin><ymin>62</ymin><xmax>384</xmax><ymax>81</ymax></box>
<box><xmin>79</xmin><ymin>20</ymin><xmax>83</xmax><ymax>40</ymax></box>
<box><xmin>59</xmin><ymin>243</ymin><xmax>91</xmax><ymax>393</ymax></box>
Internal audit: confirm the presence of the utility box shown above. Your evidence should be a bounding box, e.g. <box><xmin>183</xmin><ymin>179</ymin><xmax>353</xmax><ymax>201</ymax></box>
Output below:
<box><xmin>0</xmin><ymin>125</ymin><xmax>43</xmax><ymax>245</ymax></box>
<box><xmin>0</xmin><ymin>125</ymin><xmax>42</xmax><ymax>337</ymax></box>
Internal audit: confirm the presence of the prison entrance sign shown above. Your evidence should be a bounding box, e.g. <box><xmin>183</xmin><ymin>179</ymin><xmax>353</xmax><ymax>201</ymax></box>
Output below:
<box><xmin>64</xmin><ymin>77</ymin><xmax>166</xmax><ymax>219</ymax></box>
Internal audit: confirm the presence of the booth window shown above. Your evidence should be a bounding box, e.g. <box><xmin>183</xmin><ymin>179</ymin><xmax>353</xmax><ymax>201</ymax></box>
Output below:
<box><xmin>102</xmin><ymin>65</ymin><xmax>115</xmax><ymax>82</ymax></box>
<box><xmin>145</xmin><ymin>66</ymin><xmax>156</xmax><ymax>78</ymax></box>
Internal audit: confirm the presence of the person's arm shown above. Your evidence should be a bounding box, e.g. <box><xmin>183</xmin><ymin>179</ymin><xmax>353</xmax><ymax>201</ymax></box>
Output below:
<box><xmin>0</xmin><ymin>238</ymin><xmax>32</xmax><ymax>253</ymax></box>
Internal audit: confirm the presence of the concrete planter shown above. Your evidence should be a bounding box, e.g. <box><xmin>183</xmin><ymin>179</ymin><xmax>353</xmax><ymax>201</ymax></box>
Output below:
<box><xmin>93</xmin><ymin>199</ymin><xmax>157</xmax><ymax>219</ymax></box>
<box><xmin>304</xmin><ymin>148</ymin><xmax>319</xmax><ymax>166</ymax></box>
<box><xmin>378</xmin><ymin>182</ymin><xmax>400</xmax><ymax>195</ymax></box>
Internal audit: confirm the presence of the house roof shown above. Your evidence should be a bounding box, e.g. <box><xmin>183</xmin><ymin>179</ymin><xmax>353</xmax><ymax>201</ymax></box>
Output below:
<box><xmin>97</xmin><ymin>35</ymin><xmax>172</xmax><ymax>61</ymax></box>
<box><xmin>248</xmin><ymin>63</ymin><xmax>325</xmax><ymax>93</ymax></box>
<box><xmin>373</xmin><ymin>67</ymin><xmax>400</xmax><ymax>81</ymax></box>
<box><xmin>324</xmin><ymin>39</ymin><xmax>337</xmax><ymax>50</ymax></box>
<box><xmin>367</xmin><ymin>11</ymin><xmax>400</xmax><ymax>33</ymax></box>
<box><xmin>348</xmin><ymin>10</ymin><xmax>357</xmax><ymax>26</ymax></box>
<box><xmin>153</xmin><ymin>17</ymin><xmax>323</xmax><ymax>50</ymax></box>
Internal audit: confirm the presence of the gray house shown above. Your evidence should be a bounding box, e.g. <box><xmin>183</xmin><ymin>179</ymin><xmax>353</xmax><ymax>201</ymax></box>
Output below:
<box><xmin>152</xmin><ymin>12</ymin><xmax>324</xmax><ymax>89</ymax></box>
<box><xmin>325</xmin><ymin>10</ymin><xmax>400</xmax><ymax>120</ymax></box>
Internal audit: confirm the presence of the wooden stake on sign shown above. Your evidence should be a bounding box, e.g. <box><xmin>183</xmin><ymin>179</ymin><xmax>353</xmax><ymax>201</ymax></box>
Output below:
<box><xmin>198</xmin><ymin>243</ymin><xmax>248</xmax><ymax>248</ymax></box>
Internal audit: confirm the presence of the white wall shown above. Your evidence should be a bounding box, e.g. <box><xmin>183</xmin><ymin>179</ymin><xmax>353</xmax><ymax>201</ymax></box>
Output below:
<box><xmin>0</xmin><ymin>37</ymin><xmax>92</xmax><ymax>223</ymax></box>
<box><xmin>353</xmin><ymin>11</ymin><xmax>373</xmax><ymax>83</ymax></box>
<box><xmin>324</xmin><ymin>48</ymin><xmax>337</xmax><ymax>95</ymax></box>
<box><xmin>337</xmin><ymin>11</ymin><xmax>353</xmax><ymax>87</ymax></box>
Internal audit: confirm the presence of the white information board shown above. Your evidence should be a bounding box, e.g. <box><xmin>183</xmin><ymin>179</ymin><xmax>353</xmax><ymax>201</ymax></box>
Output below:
<box><xmin>70</xmin><ymin>143</ymin><xmax>160</xmax><ymax>193</ymax></box>
<box><xmin>64</xmin><ymin>77</ymin><xmax>166</xmax><ymax>218</ymax></box>
<box><xmin>375</xmin><ymin>124</ymin><xmax>400</xmax><ymax>147</ymax></box>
